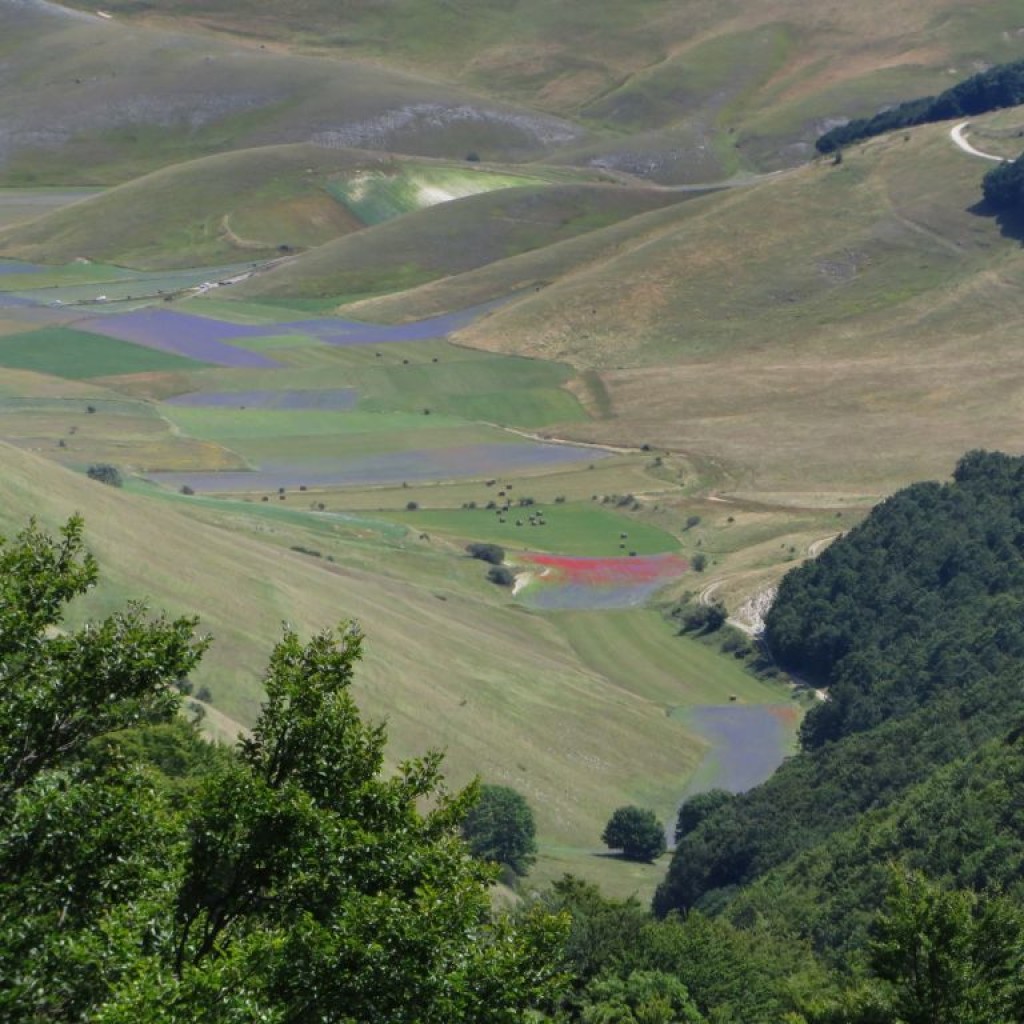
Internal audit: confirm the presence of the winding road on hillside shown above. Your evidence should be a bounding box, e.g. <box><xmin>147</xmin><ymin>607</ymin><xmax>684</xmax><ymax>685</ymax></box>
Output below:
<box><xmin>950</xmin><ymin>122</ymin><xmax>1007</xmax><ymax>163</ymax></box>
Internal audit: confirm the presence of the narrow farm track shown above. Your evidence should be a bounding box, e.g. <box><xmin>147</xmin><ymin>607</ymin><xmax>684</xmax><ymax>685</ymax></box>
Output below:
<box><xmin>697</xmin><ymin>573</ymin><xmax>773</xmax><ymax>637</ymax></box>
<box><xmin>950</xmin><ymin>121</ymin><xmax>1006</xmax><ymax>163</ymax></box>
<box><xmin>807</xmin><ymin>533</ymin><xmax>840</xmax><ymax>557</ymax></box>
<box><xmin>492</xmin><ymin>424</ymin><xmax>649</xmax><ymax>455</ymax></box>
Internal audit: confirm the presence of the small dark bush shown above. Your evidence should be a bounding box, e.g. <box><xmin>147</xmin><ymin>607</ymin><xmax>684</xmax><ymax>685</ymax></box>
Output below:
<box><xmin>86</xmin><ymin>464</ymin><xmax>123</xmax><ymax>488</ymax></box>
<box><xmin>486</xmin><ymin>565</ymin><xmax>515</xmax><ymax>587</ymax></box>
<box><xmin>466</xmin><ymin>543</ymin><xmax>505</xmax><ymax>565</ymax></box>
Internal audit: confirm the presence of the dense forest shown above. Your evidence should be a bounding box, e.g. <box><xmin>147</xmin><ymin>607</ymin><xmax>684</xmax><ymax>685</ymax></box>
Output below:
<box><xmin>657</xmin><ymin>453</ymin><xmax>1024</xmax><ymax>980</ymax></box>
<box><xmin>816</xmin><ymin>59</ymin><xmax>1024</xmax><ymax>153</ymax></box>
<box><xmin>8</xmin><ymin>452</ymin><xmax>1024</xmax><ymax>1020</ymax></box>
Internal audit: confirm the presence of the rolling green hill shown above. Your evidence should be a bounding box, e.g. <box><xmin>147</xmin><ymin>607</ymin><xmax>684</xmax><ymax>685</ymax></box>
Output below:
<box><xmin>235</xmin><ymin>180</ymin><xmax>699</xmax><ymax>301</ymax></box>
<box><xmin>0</xmin><ymin>146</ymin><xmax>574</xmax><ymax>268</ymax></box>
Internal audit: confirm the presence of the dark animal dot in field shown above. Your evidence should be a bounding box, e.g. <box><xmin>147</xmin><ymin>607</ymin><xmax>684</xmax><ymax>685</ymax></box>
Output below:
<box><xmin>432</xmin><ymin>357</ymin><xmax>439</xmax><ymax>363</ymax></box>
<box><xmin>279</xmin><ymin>495</ymin><xmax>286</xmax><ymax>500</ymax></box>
<box><xmin>620</xmin><ymin>532</ymin><xmax>628</xmax><ymax>538</ymax></box>
<box><xmin>278</xmin><ymin>487</ymin><xmax>285</xmax><ymax>494</ymax></box>
<box><xmin>423</xmin><ymin>408</ymin><xmax>431</xmax><ymax>415</ymax></box>
<box><xmin>299</xmin><ymin>485</ymin><xmax>307</xmax><ymax>491</ymax></box>
<box><xmin>58</xmin><ymin>439</ymin><xmax>66</xmax><ymax>448</ymax></box>
<box><xmin>402</xmin><ymin>359</ymin><xmax>409</xmax><ymax>364</ymax></box>
<box><xmin>619</xmin><ymin>543</ymin><xmax>625</xmax><ymax>548</ymax></box>
<box><xmin>516</xmin><ymin>520</ymin><xmax>522</xmax><ymax>526</ymax></box>
<box><xmin>262</xmin><ymin>496</ymin><xmax>269</xmax><ymax>502</ymax></box>
<box><xmin>729</xmin><ymin>694</ymin><xmax>738</xmax><ymax>702</ymax></box>
<box><xmin>629</xmin><ymin>551</ymin><xmax>637</xmax><ymax>557</ymax></box>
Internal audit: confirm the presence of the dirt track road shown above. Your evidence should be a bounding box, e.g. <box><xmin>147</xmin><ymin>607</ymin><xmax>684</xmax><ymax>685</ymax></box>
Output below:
<box><xmin>950</xmin><ymin>121</ymin><xmax>1006</xmax><ymax>163</ymax></box>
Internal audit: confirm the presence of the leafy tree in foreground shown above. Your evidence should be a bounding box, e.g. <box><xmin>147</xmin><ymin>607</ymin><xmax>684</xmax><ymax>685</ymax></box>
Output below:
<box><xmin>806</xmin><ymin>869</ymin><xmax>1024</xmax><ymax>1024</ymax></box>
<box><xmin>461</xmin><ymin>783</ymin><xmax>538</xmax><ymax>876</ymax></box>
<box><xmin>602</xmin><ymin>806</ymin><xmax>666</xmax><ymax>862</ymax></box>
<box><xmin>581</xmin><ymin>970</ymin><xmax>705</xmax><ymax>1024</ymax></box>
<box><xmin>0</xmin><ymin>518</ymin><xmax>569</xmax><ymax>1022</ymax></box>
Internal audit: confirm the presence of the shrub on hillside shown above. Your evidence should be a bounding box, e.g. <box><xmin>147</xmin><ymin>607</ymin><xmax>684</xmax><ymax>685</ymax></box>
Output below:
<box><xmin>86</xmin><ymin>463</ymin><xmax>123</xmax><ymax>487</ymax></box>
<box><xmin>466</xmin><ymin>542</ymin><xmax>505</xmax><ymax>565</ymax></box>
<box><xmin>487</xmin><ymin>565</ymin><xmax>515</xmax><ymax>587</ymax></box>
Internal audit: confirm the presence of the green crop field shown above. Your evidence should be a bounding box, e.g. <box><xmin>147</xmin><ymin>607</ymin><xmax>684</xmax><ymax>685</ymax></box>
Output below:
<box><xmin>385</xmin><ymin>502</ymin><xmax>680</xmax><ymax>557</ymax></box>
<box><xmin>552</xmin><ymin>609</ymin><xmax>783</xmax><ymax>707</ymax></box>
<box><xmin>0</xmin><ymin>327</ymin><xmax>207</xmax><ymax>379</ymax></box>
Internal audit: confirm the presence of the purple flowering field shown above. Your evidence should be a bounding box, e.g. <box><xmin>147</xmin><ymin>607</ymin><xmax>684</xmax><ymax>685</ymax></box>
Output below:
<box><xmin>684</xmin><ymin>704</ymin><xmax>798</xmax><ymax>794</ymax></box>
<box><xmin>166</xmin><ymin>389</ymin><xmax>359</xmax><ymax>410</ymax></box>
<box><xmin>151</xmin><ymin>441</ymin><xmax>602</xmax><ymax>492</ymax></box>
<box><xmin>79</xmin><ymin>310</ymin><xmax>280</xmax><ymax>368</ymax></box>
<box><xmin>78</xmin><ymin>299</ymin><xmax>496</xmax><ymax>368</ymax></box>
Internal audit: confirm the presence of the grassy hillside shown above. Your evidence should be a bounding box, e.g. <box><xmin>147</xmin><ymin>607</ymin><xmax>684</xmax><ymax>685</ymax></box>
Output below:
<box><xmin>0</xmin><ymin>2</ymin><xmax>587</xmax><ymax>186</ymax></box>
<box><xmin>338</xmin><ymin>114</ymin><xmax>1024</xmax><ymax>498</ymax></box>
<box><xmin>0</xmin><ymin>439</ymin><xmax>792</xmax><ymax>891</ymax></box>
<box><xmin>236</xmin><ymin>181</ymin><xmax>699</xmax><ymax>301</ymax></box>
<box><xmin>47</xmin><ymin>0</ymin><xmax>1024</xmax><ymax>181</ymax></box>
<box><xmin>0</xmin><ymin>146</ymin><xmax>579</xmax><ymax>269</ymax></box>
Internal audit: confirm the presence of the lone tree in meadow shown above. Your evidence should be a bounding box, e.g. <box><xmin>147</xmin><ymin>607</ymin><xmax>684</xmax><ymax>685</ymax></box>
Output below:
<box><xmin>602</xmin><ymin>805</ymin><xmax>666</xmax><ymax>862</ymax></box>
<box><xmin>461</xmin><ymin>783</ymin><xmax>537</xmax><ymax>876</ymax></box>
